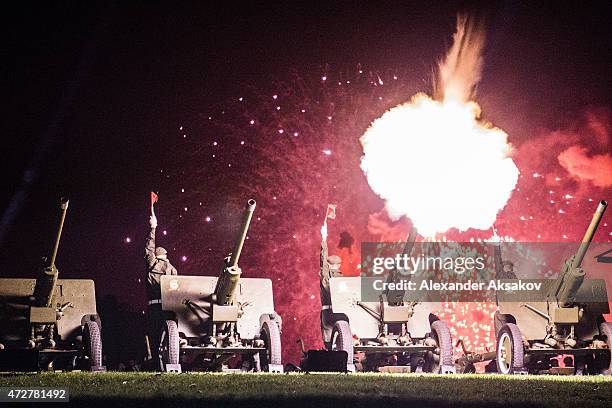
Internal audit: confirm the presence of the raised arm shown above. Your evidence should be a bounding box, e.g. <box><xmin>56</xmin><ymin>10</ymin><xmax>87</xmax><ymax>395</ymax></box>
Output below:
<box><xmin>320</xmin><ymin>223</ymin><xmax>328</xmax><ymax>269</ymax></box>
<box><xmin>145</xmin><ymin>215</ymin><xmax>157</xmax><ymax>268</ymax></box>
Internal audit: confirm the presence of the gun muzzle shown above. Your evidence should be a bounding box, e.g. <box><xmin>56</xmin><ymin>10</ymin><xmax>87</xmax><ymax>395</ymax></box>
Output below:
<box><xmin>229</xmin><ymin>199</ymin><xmax>256</xmax><ymax>267</ymax></box>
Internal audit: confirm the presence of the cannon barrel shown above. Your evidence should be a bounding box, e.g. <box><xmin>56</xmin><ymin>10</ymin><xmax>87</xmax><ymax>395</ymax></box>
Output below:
<box><xmin>572</xmin><ymin>200</ymin><xmax>607</xmax><ymax>269</ymax></box>
<box><xmin>556</xmin><ymin>200</ymin><xmax>607</xmax><ymax>306</ymax></box>
<box><xmin>33</xmin><ymin>198</ymin><xmax>69</xmax><ymax>307</ymax></box>
<box><xmin>50</xmin><ymin>198</ymin><xmax>69</xmax><ymax>268</ymax></box>
<box><xmin>214</xmin><ymin>199</ymin><xmax>256</xmax><ymax>306</ymax></box>
<box><xmin>384</xmin><ymin>227</ymin><xmax>418</xmax><ymax>306</ymax></box>
<box><xmin>229</xmin><ymin>199</ymin><xmax>256</xmax><ymax>267</ymax></box>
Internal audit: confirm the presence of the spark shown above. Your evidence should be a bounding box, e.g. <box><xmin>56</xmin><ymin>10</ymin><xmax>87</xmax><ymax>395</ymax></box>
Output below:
<box><xmin>322</xmin><ymin>149</ymin><xmax>332</xmax><ymax>155</ymax></box>
<box><xmin>125</xmin><ymin>237</ymin><xmax>131</xmax><ymax>243</ymax></box>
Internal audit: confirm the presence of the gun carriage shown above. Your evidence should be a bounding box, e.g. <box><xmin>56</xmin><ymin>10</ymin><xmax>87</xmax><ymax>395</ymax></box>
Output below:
<box><xmin>158</xmin><ymin>199</ymin><xmax>283</xmax><ymax>372</ymax></box>
<box><xmin>0</xmin><ymin>198</ymin><xmax>104</xmax><ymax>371</ymax></box>
<box><xmin>329</xmin><ymin>228</ymin><xmax>455</xmax><ymax>373</ymax></box>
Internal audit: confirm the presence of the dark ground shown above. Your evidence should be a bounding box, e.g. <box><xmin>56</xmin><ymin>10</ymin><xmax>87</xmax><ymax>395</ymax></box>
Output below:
<box><xmin>0</xmin><ymin>372</ymin><xmax>611</xmax><ymax>408</ymax></box>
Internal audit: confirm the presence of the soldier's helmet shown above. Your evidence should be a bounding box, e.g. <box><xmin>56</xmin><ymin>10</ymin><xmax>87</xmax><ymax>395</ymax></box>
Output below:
<box><xmin>327</xmin><ymin>255</ymin><xmax>342</xmax><ymax>266</ymax></box>
<box><xmin>155</xmin><ymin>247</ymin><xmax>168</xmax><ymax>257</ymax></box>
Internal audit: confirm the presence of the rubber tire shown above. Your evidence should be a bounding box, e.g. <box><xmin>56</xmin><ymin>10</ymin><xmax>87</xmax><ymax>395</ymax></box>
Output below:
<box><xmin>496</xmin><ymin>323</ymin><xmax>524</xmax><ymax>374</ymax></box>
<box><xmin>259</xmin><ymin>321</ymin><xmax>282</xmax><ymax>372</ymax></box>
<box><xmin>83</xmin><ymin>320</ymin><xmax>103</xmax><ymax>370</ymax></box>
<box><xmin>159</xmin><ymin>320</ymin><xmax>179</xmax><ymax>371</ymax></box>
<box><xmin>424</xmin><ymin>320</ymin><xmax>453</xmax><ymax>373</ymax></box>
<box><xmin>598</xmin><ymin>322</ymin><xmax>612</xmax><ymax>375</ymax></box>
<box><xmin>331</xmin><ymin>320</ymin><xmax>353</xmax><ymax>370</ymax></box>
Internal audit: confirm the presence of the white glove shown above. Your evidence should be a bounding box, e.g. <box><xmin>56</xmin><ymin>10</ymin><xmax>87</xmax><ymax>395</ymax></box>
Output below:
<box><xmin>149</xmin><ymin>215</ymin><xmax>158</xmax><ymax>228</ymax></box>
<box><xmin>320</xmin><ymin>223</ymin><xmax>328</xmax><ymax>240</ymax></box>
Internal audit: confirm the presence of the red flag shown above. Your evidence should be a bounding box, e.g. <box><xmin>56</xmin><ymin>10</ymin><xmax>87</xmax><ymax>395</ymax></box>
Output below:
<box><xmin>325</xmin><ymin>204</ymin><xmax>337</xmax><ymax>220</ymax></box>
<box><xmin>150</xmin><ymin>192</ymin><xmax>159</xmax><ymax>207</ymax></box>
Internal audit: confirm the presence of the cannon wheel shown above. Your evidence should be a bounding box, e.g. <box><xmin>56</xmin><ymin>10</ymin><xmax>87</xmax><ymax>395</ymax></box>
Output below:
<box><xmin>597</xmin><ymin>322</ymin><xmax>612</xmax><ymax>375</ymax></box>
<box><xmin>258</xmin><ymin>321</ymin><xmax>282</xmax><ymax>372</ymax></box>
<box><xmin>331</xmin><ymin>320</ymin><xmax>353</xmax><ymax>370</ymax></box>
<box><xmin>82</xmin><ymin>320</ymin><xmax>103</xmax><ymax>370</ymax></box>
<box><xmin>424</xmin><ymin>320</ymin><xmax>453</xmax><ymax>373</ymax></box>
<box><xmin>159</xmin><ymin>320</ymin><xmax>179</xmax><ymax>371</ymax></box>
<box><xmin>496</xmin><ymin>323</ymin><xmax>524</xmax><ymax>374</ymax></box>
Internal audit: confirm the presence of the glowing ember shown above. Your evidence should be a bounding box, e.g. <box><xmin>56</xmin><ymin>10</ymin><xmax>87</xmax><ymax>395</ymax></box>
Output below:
<box><xmin>360</xmin><ymin>16</ymin><xmax>519</xmax><ymax>236</ymax></box>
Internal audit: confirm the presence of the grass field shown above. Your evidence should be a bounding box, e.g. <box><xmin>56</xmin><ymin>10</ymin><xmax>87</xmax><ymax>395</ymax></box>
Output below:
<box><xmin>1</xmin><ymin>372</ymin><xmax>611</xmax><ymax>408</ymax></box>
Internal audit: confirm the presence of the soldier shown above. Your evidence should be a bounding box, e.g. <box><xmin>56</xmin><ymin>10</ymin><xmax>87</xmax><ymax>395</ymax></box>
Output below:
<box><xmin>145</xmin><ymin>214</ymin><xmax>177</xmax><ymax>369</ymax></box>
<box><xmin>319</xmin><ymin>222</ymin><xmax>344</xmax><ymax>349</ymax></box>
<box><xmin>493</xmin><ymin>243</ymin><xmax>516</xmax><ymax>336</ymax></box>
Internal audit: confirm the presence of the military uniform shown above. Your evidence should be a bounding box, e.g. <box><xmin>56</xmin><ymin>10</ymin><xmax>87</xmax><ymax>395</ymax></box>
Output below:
<box><xmin>493</xmin><ymin>244</ymin><xmax>516</xmax><ymax>336</ymax></box>
<box><xmin>319</xmin><ymin>239</ymin><xmax>344</xmax><ymax>349</ymax></box>
<box><xmin>145</xmin><ymin>226</ymin><xmax>177</xmax><ymax>368</ymax></box>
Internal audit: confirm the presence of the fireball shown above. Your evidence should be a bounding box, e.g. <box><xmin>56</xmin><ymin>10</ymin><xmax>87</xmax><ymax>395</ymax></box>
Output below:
<box><xmin>360</xmin><ymin>15</ymin><xmax>519</xmax><ymax>236</ymax></box>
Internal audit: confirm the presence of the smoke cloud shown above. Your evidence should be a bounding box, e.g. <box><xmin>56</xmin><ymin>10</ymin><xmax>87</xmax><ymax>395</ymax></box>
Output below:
<box><xmin>558</xmin><ymin>146</ymin><xmax>612</xmax><ymax>188</ymax></box>
<box><xmin>435</xmin><ymin>14</ymin><xmax>486</xmax><ymax>103</ymax></box>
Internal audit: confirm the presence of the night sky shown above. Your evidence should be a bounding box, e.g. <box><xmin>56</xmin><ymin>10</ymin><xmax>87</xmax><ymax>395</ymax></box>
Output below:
<box><xmin>3</xmin><ymin>1</ymin><xmax>611</xmax><ymax>365</ymax></box>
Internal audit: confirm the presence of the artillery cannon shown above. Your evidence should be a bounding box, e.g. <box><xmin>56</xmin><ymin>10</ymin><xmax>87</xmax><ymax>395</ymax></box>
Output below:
<box><xmin>158</xmin><ymin>199</ymin><xmax>283</xmax><ymax>372</ymax></box>
<box><xmin>0</xmin><ymin>198</ymin><xmax>105</xmax><ymax>371</ymax></box>
<box><xmin>328</xmin><ymin>228</ymin><xmax>455</xmax><ymax>373</ymax></box>
<box><xmin>492</xmin><ymin>200</ymin><xmax>611</xmax><ymax>374</ymax></box>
